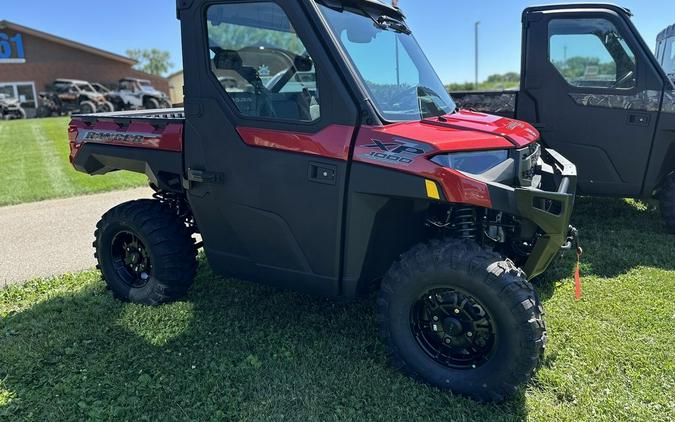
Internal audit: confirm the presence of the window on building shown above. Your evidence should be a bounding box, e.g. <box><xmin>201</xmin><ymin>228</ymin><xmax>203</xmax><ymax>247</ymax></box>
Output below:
<box><xmin>549</xmin><ymin>18</ymin><xmax>636</xmax><ymax>89</ymax></box>
<box><xmin>0</xmin><ymin>82</ymin><xmax>37</xmax><ymax>108</ymax></box>
<box><xmin>206</xmin><ymin>2</ymin><xmax>320</xmax><ymax>121</ymax></box>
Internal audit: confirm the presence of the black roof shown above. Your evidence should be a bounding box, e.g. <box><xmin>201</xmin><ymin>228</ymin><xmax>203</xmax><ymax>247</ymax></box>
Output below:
<box><xmin>657</xmin><ymin>24</ymin><xmax>675</xmax><ymax>43</ymax></box>
<box><xmin>317</xmin><ymin>0</ymin><xmax>404</xmax><ymax>20</ymax></box>
<box><xmin>524</xmin><ymin>3</ymin><xmax>632</xmax><ymax>18</ymax></box>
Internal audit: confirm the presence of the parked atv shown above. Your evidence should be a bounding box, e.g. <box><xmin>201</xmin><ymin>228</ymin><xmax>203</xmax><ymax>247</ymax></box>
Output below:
<box><xmin>36</xmin><ymin>79</ymin><xmax>114</xmax><ymax>117</ymax></box>
<box><xmin>68</xmin><ymin>0</ymin><xmax>579</xmax><ymax>402</ymax></box>
<box><xmin>104</xmin><ymin>78</ymin><xmax>172</xmax><ymax>111</ymax></box>
<box><xmin>452</xmin><ymin>4</ymin><xmax>675</xmax><ymax>232</ymax></box>
<box><xmin>657</xmin><ymin>24</ymin><xmax>675</xmax><ymax>84</ymax></box>
<box><xmin>0</xmin><ymin>93</ymin><xmax>26</xmax><ymax>120</ymax></box>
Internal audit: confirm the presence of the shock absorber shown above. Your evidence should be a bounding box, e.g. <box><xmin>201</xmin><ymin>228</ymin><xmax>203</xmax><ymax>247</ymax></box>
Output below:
<box><xmin>453</xmin><ymin>207</ymin><xmax>477</xmax><ymax>240</ymax></box>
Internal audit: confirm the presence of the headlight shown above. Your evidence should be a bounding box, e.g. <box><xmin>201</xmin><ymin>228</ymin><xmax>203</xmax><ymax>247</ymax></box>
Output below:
<box><xmin>431</xmin><ymin>150</ymin><xmax>509</xmax><ymax>175</ymax></box>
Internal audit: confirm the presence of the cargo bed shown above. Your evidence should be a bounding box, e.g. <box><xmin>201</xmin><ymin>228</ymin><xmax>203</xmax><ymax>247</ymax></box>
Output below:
<box><xmin>68</xmin><ymin>108</ymin><xmax>186</xmax><ymax>192</ymax></box>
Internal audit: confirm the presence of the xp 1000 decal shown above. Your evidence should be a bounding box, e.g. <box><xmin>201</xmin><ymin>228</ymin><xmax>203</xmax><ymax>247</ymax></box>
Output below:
<box><xmin>359</xmin><ymin>138</ymin><xmax>432</xmax><ymax>166</ymax></box>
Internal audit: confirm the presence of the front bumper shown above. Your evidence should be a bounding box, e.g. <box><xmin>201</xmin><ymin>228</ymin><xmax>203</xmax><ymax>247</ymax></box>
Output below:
<box><xmin>485</xmin><ymin>148</ymin><xmax>577</xmax><ymax>279</ymax></box>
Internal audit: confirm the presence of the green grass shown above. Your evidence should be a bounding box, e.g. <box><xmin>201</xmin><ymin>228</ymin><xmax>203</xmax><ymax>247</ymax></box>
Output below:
<box><xmin>0</xmin><ymin>117</ymin><xmax>145</xmax><ymax>206</ymax></box>
<box><xmin>1</xmin><ymin>198</ymin><xmax>674</xmax><ymax>421</ymax></box>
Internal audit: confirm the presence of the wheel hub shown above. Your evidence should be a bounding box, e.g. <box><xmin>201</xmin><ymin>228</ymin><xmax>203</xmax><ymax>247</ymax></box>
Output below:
<box><xmin>111</xmin><ymin>231</ymin><xmax>152</xmax><ymax>288</ymax></box>
<box><xmin>411</xmin><ymin>288</ymin><xmax>496</xmax><ymax>370</ymax></box>
<box><xmin>442</xmin><ymin>317</ymin><xmax>464</xmax><ymax>336</ymax></box>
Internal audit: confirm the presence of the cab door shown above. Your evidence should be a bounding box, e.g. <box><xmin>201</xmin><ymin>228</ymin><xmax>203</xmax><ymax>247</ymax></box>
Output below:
<box><xmin>178</xmin><ymin>0</ymin><xmax>359</xmax><ymax>295</ymax></box>
<box><xmin>519</xmin><ymin>8</ymin><xmax>666</xmax><ymax>196</ymax></box>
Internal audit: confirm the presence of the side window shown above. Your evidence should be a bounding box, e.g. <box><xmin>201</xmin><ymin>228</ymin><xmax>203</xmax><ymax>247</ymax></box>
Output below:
<box><xmin>663</xmin><ymin>37</ymin><xmax>675</xmax><ymax>76</ymax></box>
<box><xmin>206</xmin><ymin>2</ymin><xmax>320</xmax><ymax>122</ymax></box>
<box><xmin>549</xmin><ymin>18</ymin><xmax>636</xmax><ymax>89</ymax></box>
<box><xmin>656</xmin><ymin>40</ymin><xmax>665</xmax><ymax>65</ymax></box>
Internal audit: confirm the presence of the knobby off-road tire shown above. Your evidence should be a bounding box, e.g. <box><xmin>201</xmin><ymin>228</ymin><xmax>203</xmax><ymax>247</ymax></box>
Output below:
<box><xmin>99</xmin><ymin>101</ymin><xmax>115</xmax><ymax>113</ymax></box>
<box><xmin>94</xmin><ymin>199</ymin><xmax>197</xmax><ymax>305</ymax></box>
<box><xmin>79</xmin><ymin>101</ymin><xmax>96</xmax><ymax>114</ymax></box>
<box><xmin>377</xmin><ymin>239</ymin><xmax>546</xmax><ymax>402</ymax></box>
<box><xmin>144</xmin><ymin>97</ymin><xmax>160</xmax><ymax>110</ymax></box>
<box><xmin>659</xmin><ymin>173</ymin><xmax>675</xmax><ymax>233</ymax></box>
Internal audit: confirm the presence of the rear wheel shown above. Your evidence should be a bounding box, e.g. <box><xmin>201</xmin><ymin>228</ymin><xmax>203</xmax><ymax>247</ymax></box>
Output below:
<box><xmin>144</xmin><ymin>97</ymin><xmax>160</xmax><ymax>110</ymax></box>
<box><xmin>377</xmin><ymin>239</ymin><xmax>546</xmax><ymax>402</ymax></box>
<box><xmin>94</xmin><ymin>199</ymin><xmax>197</xmax><ymax>305</ymax></box>
<box><xmin>659</xmin><ymin>173</ymin><xmax>675</xmax><ymax>233</ymax></box>
<box><xmin>99</xmin><ymin>101</ymin><xmax>115</xmax><ymax>112</ymax></box>
<box><xmin>79</xmin><ymin>100</ymin><xmax>96</xmax><ymax>114</ymax></box>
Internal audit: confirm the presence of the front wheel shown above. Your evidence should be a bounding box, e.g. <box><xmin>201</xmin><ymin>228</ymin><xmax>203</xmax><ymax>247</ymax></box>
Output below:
<box><xmin>94</xmin><ymin>199</ymin><xmax>198</xmax><ymax>305</ymax></box>
<box><xmin>377</xmin><ymin>239</ymin><xmax>546</xmax><ymax>402</ymax></box>
<box><xmin>143</xmin><ymin>97</ymin><xmax>160</xmax><ymax>110</ymax></box>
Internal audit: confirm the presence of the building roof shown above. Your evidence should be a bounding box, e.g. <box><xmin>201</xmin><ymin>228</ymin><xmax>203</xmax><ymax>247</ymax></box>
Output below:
<box><xmin>167</xmin><ymin>69</ymin><xmax>184</xmax><ymax>80</ymax></box>
<box><xmin>0</xmin><ymin>20</ymin><xmax>137</xmax><ymax>65</ymax></box>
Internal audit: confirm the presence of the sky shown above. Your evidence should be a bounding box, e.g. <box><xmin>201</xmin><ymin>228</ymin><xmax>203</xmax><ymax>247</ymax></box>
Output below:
<box><xmin>2</xmin><ymin>0</ymin><xmax>673</xmax><ymax>83</ymax></box>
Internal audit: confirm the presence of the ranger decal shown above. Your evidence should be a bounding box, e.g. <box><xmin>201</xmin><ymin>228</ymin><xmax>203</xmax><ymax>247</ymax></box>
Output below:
<box><xmin>77</xmin><ymin>130</ymin><xmax>162</xmax><ymax>148</ymax></box>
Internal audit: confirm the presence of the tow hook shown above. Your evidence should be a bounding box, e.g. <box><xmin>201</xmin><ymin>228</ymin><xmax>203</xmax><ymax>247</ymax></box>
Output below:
<box><xmin>561</xmin><ymin>225</ymin><xmax>579</xmax><ymax>251</ymax></box>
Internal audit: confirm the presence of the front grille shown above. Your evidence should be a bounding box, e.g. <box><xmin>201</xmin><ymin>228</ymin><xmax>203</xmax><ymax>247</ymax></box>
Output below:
<box><xmin>516</xmin><ymin>143</ymin><xmax>541</xmax><ymax>187</ymax></box>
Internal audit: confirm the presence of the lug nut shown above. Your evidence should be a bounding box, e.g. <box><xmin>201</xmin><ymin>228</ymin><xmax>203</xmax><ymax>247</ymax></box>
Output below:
<box><xmin>467</xmin><ymin>332</ymin><xmax>473</xmax><ymax>337</ymax></box>
<box><xmin>432</xmin><ymin>316</ymin><xmax>439</xmax><ymax>321</ymax></box>
<box><xmin>445</xmin><ymin>338</ymin><xmax>452</xmax><ymax>344</ymax></box>
<box><xmin>454</xmin><ymin>309</ymin><xmax>460</xmax><ymax>314</ymax></box>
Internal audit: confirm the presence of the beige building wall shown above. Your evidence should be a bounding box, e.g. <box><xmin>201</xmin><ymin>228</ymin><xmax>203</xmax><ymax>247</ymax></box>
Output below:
<box><xmin>168</xmin><ymin>71</ymin><xmax>184</xmax><ymax>106</ymax></box>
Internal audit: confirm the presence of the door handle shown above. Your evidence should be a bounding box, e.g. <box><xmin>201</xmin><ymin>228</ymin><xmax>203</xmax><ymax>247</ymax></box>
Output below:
<box><xmin>626</xmin><ymin>112</ymin><xmax>650</xmax><ymax>127</ymax></box>
<box><xmin>308</xmin><ymin>162</ymin><xmax>336</xmax><ymax>185</ymax></box>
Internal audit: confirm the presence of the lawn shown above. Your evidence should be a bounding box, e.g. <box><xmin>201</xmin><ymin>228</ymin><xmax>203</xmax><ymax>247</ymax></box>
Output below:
<box><xmin>0</xmin><ymin>117</ymin><xmax>145</xmax><ymax>206</ymax></box>
<box><xmin>1</xmin><ymin>198</ymin><xmax>674</xmax><ymax>421</ymax></box>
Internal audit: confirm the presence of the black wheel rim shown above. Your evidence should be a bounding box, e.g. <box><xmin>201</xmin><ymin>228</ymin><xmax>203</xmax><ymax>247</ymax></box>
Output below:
<box><xmin>410</xmin><ymin>288</ymin><xmax>497</xmax><ymax>370</ymax></box>
<box><xmin>110</xmin><ymin>231</ymin><xmax>152</xmax><ymax>288</ymax></box>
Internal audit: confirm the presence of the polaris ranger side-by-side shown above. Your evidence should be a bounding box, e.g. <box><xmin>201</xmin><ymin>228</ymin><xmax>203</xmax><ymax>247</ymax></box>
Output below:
<box><xmin>95</xmin><ymin>78</ymin><xmax>173</xmax><ymax>111</ymax></box>
<box><xmin>0</xmin><ymin>93</ymin><xmax>26</xmax><ymax>120</ymax></box>
<box><xmin>68</xmin><ymin>0</ymin><xmax>578</xmax><ymax>401</ymax></box>
<box><xmin>38</xmin><ymin>79</ymin><xmax>115</xmax><ymax>117</ymax></box>
<box><xmin>453</xmin><ymin>4</ymin><xmax>675</xmax><ymax>231</ymax></box>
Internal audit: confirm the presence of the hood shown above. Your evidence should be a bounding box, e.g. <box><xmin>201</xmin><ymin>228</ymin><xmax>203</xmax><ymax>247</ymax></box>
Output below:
<box><xmin>142</xmin><ymin>87</ymin><xmax>167</xmax><ymax>98</ymax></box>
<box><xmin>0</xmin><ymin>97</ymin><xmax>20</xmax><ymax>106</ymax></box>
<box><xmin>85</xmin><ymin>92</ymin><xmax>107</xmax><ymax>102</ymax></box>
<box><xmin>372</xmin><ymin>110</ymin><xmax>540</xmax><ymax>153</ymax></box>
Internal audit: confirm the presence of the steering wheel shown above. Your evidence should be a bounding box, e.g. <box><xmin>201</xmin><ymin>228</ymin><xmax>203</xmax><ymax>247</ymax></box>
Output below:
<box><xmin>255</xmin><ymin>86</ymin><xmax>278</xmax><ymax>118</ymax></box>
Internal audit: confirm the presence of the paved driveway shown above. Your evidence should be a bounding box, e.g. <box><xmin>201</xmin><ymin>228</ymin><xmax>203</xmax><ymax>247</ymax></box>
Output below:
<box><xmin>0</xmin><ymin>188</ymin><xmax>152</xmax><ymax>288</ymax></box>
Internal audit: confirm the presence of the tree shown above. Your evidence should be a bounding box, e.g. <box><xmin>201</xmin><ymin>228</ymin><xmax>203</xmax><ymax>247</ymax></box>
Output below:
<box><xmin>126</xmin><ymin>49</ymin><xmax>174</xmax><ymax>76</ymax></box>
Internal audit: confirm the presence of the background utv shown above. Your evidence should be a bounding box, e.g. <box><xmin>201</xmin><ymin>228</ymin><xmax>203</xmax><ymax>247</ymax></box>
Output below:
<box><xmin>453</xmin><ymin>4</ymin><xmax>675</xmax><ymax>232</ymax></box>
<box><xmin>37</xmin><ymin>79</ymin><xmax>114</xmax><ymax>117</ymax></box>
<box><xmin>68</xmin><ymin>0</ymin><xmax>578</xmax><ymax>402</ymax></box>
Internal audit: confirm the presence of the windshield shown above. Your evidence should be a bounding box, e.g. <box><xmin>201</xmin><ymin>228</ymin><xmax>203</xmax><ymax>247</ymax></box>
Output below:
<box><xmin>318</xmin><ymin>5</ymin><xmax>455</xmax><ymax>121</ymax></box>
<box><xmin>77</xmin><ymin>83</ymin><xmax>95</xmax><ymax>93</ymax></box>
<box><xmin>662</xmin><ymin>37</ymin><xmax>675</xmax><ymax>77</ymax></box>
<box><xmin>139</xmin><ymin>81</ymin><xmax>156</xmax><ymax>92</ymax></box>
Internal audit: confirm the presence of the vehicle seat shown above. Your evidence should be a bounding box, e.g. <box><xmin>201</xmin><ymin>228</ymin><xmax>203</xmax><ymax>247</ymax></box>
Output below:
<box><xmin>213</xmin><ymin>49</ymin><xmax>277</xmax><ymax>117</ymax></box>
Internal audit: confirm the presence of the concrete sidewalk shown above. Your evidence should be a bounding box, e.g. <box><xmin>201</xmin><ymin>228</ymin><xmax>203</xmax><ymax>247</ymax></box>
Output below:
<box><xmin>1</xmin><ymin>188</ymin><xmax>152</xmax><ymax>288</ymax></box>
